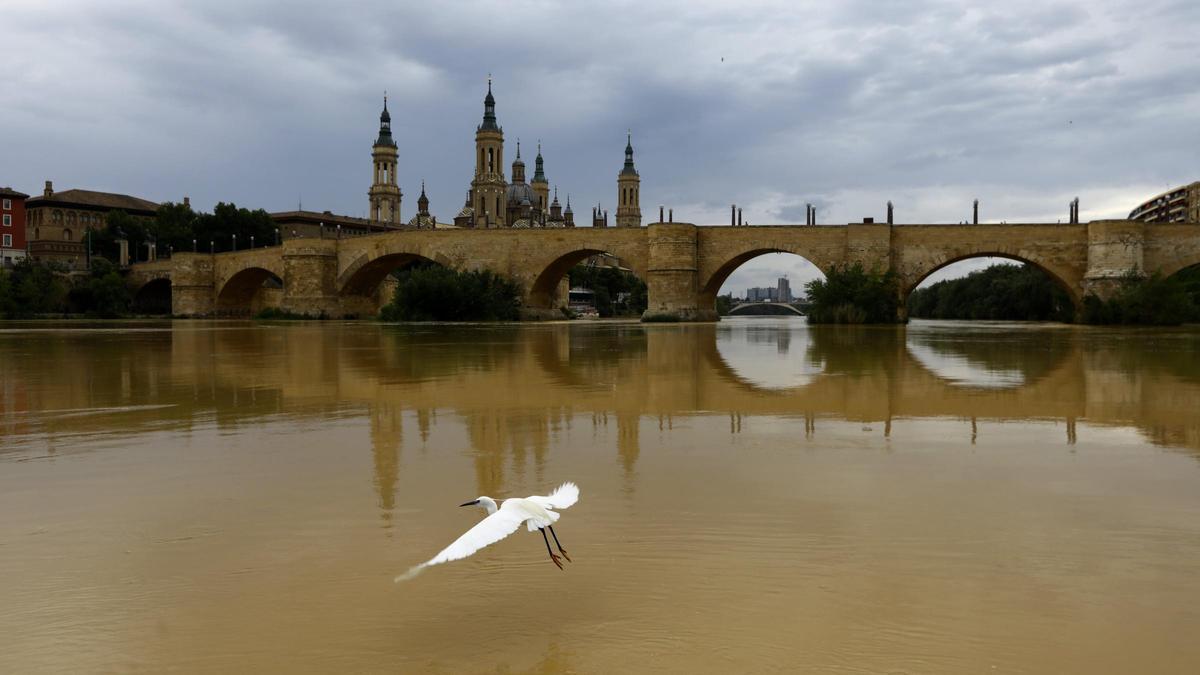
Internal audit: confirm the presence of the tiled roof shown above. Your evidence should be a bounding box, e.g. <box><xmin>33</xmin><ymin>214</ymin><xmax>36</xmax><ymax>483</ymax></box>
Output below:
<box><xmin>0</xmin><ymin>187</ymin><xmax>30</xmax><ymax>199</ymax></box>
<box><xmin>27</xmin><ymin>189</ymin><xmax>159</xmax><ymax>213</ymax></box>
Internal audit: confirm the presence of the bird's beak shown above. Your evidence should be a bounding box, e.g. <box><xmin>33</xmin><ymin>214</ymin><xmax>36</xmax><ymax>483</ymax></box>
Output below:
<box><xmin>459</xmin><ymin>500</ymin><xmax>480</xmax><ymax>507</ymax></box>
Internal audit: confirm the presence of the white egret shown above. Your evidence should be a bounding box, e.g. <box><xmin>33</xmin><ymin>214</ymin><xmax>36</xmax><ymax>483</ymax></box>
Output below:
<box><xmin>395</xmin><ymin>482</ymin><xmax>579</xmax><ymax>582</ymax></box>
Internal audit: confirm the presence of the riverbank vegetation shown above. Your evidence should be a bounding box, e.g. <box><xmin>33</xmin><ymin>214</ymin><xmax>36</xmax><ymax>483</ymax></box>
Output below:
<box><xmin>0</xmin><ymin>258</ymin><xmax>133</xmax><ymax>318</ymax></box>
<box><xmin>567</xmin><ymin>265</ymin><xmax>647</xmax><ymax>317</ymax></box>
<box><xmin>804</xmin><ymin>264</ymin><xmax>902</xmax><ymax>324</ymax></box>
<box><xmin>907</xmin><ymin>263</ymin><xmax>1075</xmax><ymax>322</ymax></box>
<box><xmin>1081</xmin><ymin>270</ymin><xmax>1200</xmax><ymax>325</ymax></box>
<box><xmin>379</xmin><ymin>264</ymin><xmax>520</xmax><ymax>321</ymax></box>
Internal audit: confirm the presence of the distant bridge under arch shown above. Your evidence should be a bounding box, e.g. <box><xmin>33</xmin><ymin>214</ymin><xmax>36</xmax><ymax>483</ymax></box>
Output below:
<box><xmin>726</xmin><ymin>302</ymin><xmax>806</xmax><ymax>316</ymax></box>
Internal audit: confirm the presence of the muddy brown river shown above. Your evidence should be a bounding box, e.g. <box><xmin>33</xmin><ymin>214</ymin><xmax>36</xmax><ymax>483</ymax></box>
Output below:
<box><xmin>2</xmin><ymin>318</ymin><xmax>1199</xmax><ymax>673</ymax></box>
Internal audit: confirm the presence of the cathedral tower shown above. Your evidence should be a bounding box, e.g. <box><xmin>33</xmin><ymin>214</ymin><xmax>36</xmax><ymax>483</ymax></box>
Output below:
<box><xmin>471</xmin><ymin>79</ymin><xmax>506</xmax><ymax>227</ymax></box>
<box><xmin>369</xmin><ymin>95</ymin><xmax>402</xmax><ymax>224</ymax></box>
<box><xmin>531</xmin><ymin>142</ymin><xmax>549</xmax><ymax>214</ymax></box>
<box><xmin>615</xmin><ymin>132</ymin><xmax>642</xmax><ymax>227</ymax></box>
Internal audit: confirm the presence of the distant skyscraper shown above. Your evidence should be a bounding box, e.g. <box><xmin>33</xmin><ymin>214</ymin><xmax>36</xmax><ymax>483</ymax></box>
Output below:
<box><xmin>777</xmin><ymin>276</ymin><xmax>792</xmax><ymax>303</ymax></box>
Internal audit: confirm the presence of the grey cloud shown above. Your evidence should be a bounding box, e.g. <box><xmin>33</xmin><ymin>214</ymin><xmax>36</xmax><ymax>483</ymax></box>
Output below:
<box><xmin>2</xmin><ymin>0</ymin><xmax>1198</xmax><ymax>290</ymax></box>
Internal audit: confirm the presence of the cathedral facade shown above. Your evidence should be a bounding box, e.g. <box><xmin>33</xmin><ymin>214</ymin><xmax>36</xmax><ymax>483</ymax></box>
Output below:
<box><xmin>370</xmin><ymin>81</ymin><xmax>641</xmax><ymax>230</ymax></box>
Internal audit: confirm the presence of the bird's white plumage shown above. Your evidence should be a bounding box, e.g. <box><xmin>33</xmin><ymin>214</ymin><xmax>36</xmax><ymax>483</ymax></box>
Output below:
<box><xmin>395</xmin><ymin>482</ymin><xmax>580</xmax><ymax>582</ymax></box>
<box><xmin>527</xmin><ymin>481</ymin><xmax>579</xmax><ymax>510</ymax></box>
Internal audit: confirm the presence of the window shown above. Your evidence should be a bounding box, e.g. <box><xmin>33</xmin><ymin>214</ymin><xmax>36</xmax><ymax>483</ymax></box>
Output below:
<box><xmin>63</xmin><ymin>229</ymin><xmax>72</xmax><ymax>241</ymax></box>
<box><xmin>2</xmin><ymin>234</ymin><xmax>11</xmax><ymax>247</ymax></box>
<box><xmin>2</xmin><ymin>214</ymin><xmax>10</xmax><ymax>226</ymax></box>
<box><xmin>2</xmin><ymin>199</ymin><xmax>10</xmax><ymax>210</ymax></box>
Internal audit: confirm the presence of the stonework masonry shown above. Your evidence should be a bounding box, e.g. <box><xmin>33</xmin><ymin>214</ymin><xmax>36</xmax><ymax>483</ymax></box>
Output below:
<box><xmin>127</xmin><ymin>220</ymin><xmax>1200</xmax><ymax>321</ymax></box>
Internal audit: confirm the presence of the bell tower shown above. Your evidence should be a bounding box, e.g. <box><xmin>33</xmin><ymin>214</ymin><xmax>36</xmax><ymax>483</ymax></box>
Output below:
<box><xmin>531</xmin><ymin>141</ymin><xmax>550</xmax><ymax>215</ymax></box>
<box><xmin>369</xmin><ymin>94</ymin><xmax>402</xmax><ymax>225</ymax></box>
<box><xmin>615</xmin><ymin>132</ymin><xmax>642</xmax><ymax>227</ymax></box>
<box><xmin>471</xmin><ymin>78</ymin><xmax>506</xmax><ymax>227</ymax></box>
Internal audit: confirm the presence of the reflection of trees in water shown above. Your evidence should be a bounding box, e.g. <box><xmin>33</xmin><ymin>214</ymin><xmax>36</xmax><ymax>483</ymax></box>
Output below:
<box><xmin>803</xmin><ymin>325</ymin><xmax>904</xmax><ymax>376</ymax></box>
<box><xmin>1078</xmin><ymin>329</ymin><xmax>1200</xmax><ymax>385</ymax></box>
<box><xmin>905</xmin><ymin>325</ymin><xmax>1073</xmax><ymax>388</ymax></box>
<box><xmin>355</xmin><ymin>324</ymin><xmax>528</xmax><ymax>383</ymax></box>
<box><xmin>530</xmin><ymin>324</ymin><xmax>648</xmax><ymax>390</ymax></box>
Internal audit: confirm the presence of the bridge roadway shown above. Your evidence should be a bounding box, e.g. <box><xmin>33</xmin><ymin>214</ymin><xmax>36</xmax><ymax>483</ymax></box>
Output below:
<box><xmin>126</xmin><ymin>220</ymin><xmax>1200</xmax><ymax>320</ymax></box>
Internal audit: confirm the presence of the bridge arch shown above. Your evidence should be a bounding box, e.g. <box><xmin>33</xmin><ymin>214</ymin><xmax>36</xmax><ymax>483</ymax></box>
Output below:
<box><xmin>217</xmin><ymin>267</ymin><xmax>284</xmax><ymax>315</ymax></box>
<box><xmin>132</xmin><ymin>277</ymin><xmax>172</xmax><ymax>314</ymax></box>
<box><xmin>1159</xmin><ymin>254</ymin><xmax>1200</xmax><ymax>281</ymax></box>
<box><xmin>902</xmin><ymin>253</ymin><xmax>1083</xmax><ymax>309</ymax></box>
<box><xmin>699</xmin><ymin>248</ymin><xmax>829</xmax><ymax>313</ymax></box>
<box><xmin>525</xmin><ymin>248</ymin><xmax>648</xmax><ymax>311</ymax></box>
<box><xmin>338</xmin><ymin>251</ymin><xmax>452</xmax><ymax>298</ymax></box>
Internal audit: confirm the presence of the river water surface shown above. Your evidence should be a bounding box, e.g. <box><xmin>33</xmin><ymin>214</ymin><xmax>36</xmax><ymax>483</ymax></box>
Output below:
<box><xmin>2</xmin><ymin>318</ymin><xmax>1199</xmax><ymax>673</ymax></box>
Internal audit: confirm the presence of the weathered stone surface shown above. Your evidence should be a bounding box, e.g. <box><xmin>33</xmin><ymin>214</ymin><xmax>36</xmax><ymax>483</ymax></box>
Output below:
<box><xmin>126</xmin><ymin>220</ymin><xmax>1200</xmax><ymax>321</ymax></box>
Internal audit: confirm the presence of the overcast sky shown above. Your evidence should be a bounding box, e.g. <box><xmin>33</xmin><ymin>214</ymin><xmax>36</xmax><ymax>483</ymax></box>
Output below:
<box><xmin>4</xmin><ymin>0</ymin><xmax>1198</xmax><ymax>294</ymax></box>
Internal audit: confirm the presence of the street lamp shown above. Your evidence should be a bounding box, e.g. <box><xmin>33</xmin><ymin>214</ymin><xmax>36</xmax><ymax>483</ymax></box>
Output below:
<box><xmin>192</xmin><ymin>238</ymin><xmax>197</xmax><ymax>253</ymax></box>
<box><xmin>274</xmin><ymin>228</ymin><xmax>280</xmax><ymax>246</ymax></box>
<box><xmin>232</xmin><ymin>234</ymin><xmax>237</xmax><ymax>252</ymax></box>
<box><xmin>210</xmin><ymin>240</ymin><xmax>214</xmax><ymax>255</ymax></box>
<box><xmin>336</xmin><ymin>223</ymin><xmax>342</xmax><ymax>239</ymax></box>
<box><xmin>250</xmin><ymin>235</ymin><xmax>255</xmax><ymax>249</ymax></box>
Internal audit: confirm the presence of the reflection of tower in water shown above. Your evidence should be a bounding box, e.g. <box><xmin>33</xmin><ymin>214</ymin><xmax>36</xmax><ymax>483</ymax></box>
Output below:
<box><xmin>466</xmin><ymin>410</ymin><xmax>553</xmax><ymax>496</ymax></box>
<box><xmin>617</xmin><ymin>411</ymin><xmax>640</xmax><ymax>477</ymax></box>
<box><xmin>370</xmin><ymin>402</ymin><xmax>402</xmax><ymax>526</ymax></box>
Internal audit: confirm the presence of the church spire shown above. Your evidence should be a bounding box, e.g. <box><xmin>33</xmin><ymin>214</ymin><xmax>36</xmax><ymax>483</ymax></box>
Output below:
<box><xmin>621</xmin><ymin>130</ymin><xmax>637</xmax><ymax>176</ymax></box>
<box><xmin>375</xmin><ymin>93</ymin><xmax>396</xmax><ymax>147</ymax></box>
<box><xmin>533</xmin><ymin>140</ymin><xmax>547</xmax><ymax>183</ymax></box>
<box><xmin>479</xmin><ymin>76</ymin><xmax>500</xmax><ymax>132</ymax></box>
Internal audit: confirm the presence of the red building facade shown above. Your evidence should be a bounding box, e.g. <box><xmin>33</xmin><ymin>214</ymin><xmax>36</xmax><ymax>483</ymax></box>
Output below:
<box><xmin>1</xmin><ymin>187</ymin><xmax>29</xmax><ymax>267</ymax></box>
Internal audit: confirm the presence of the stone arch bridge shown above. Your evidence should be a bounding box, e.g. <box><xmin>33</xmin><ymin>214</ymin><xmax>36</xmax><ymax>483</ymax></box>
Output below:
<box><xmin>126</xmin><ymin>220</ymin><xmax>1200</xmax><ymax>320</ymax></box>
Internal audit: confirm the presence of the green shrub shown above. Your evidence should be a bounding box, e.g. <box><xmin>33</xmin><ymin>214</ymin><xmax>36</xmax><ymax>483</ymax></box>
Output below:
<box><xmin>805</xmin><ymin>263</ymin><xmax>902</xmax><ymax>324</ymax></box>
<box><xmin>67</xmin><ymin>259</ymin><xmax>132</xmax><ymax>318</ymax></box>
<box><xmin>907</xmin><ymin>263</ymin><xmax>1074</xmax><ymax>322</ymax></box>
<box><xmin>254</xmin><ymin>307</ymin><xmax>314</xmax><ymax>320</ymax></box>
<box><xmin>380</xmin><ymin>265</ymin><xmax>521</xmax><ymax>321</ymax></box>
<box><xmin>0</xmin><ymin>259</ymin><xmax>69</xmax><ymax>318</ymax></box>
<box><xmin>1081</xmin><ymin>272</ymin><xmax>1198</xmax><ymax>325</ymax></box>
<box><xmin>568</xmin><ymin>265</ymin><xmax>647</xmax><ymax>317</ymax></box>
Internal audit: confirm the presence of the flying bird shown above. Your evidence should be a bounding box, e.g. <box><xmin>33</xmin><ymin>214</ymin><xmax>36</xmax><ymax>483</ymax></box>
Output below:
<box><xmin>395</xmin><ymin>482</ymin><xmax>580</xmax><ymax>582</ymax></box>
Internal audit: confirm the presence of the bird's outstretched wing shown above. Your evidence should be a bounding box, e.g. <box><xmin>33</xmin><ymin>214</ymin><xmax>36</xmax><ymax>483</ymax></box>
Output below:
<box><xmin>395</xmin><ymin>505</ymin><xmax>526</xmax><ymax>582</ymax></box>
<box><xmin>528</xmin><ymin>481</ymin><xmax>579</xmax><ymax>510</ymax></box>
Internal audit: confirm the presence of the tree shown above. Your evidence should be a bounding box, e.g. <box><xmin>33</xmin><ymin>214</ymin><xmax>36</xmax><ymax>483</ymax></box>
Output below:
<box><xmin>67</xmin><ymin>258</ymin><xmax>131</xmax><ymax>318</ymax></box>
<box><xmin>907</xmin><ymin>263</ymin><xmax>1074</xmax><ymax>321</ymax></box>
<box><xmin>805</xmin><ymin>263</ymin><xmax>901</xmax><ymax>324</ymax></box>
<box><xmin>567</xmin><ymin>264</ymin><xmax>647</xmax><ymax>317</ymax></box>
<box><xmin>193</xmin><ymin>202</ymin><xmax>275</xmax><ymax>252</ymax></box>
<box><xmin>0</xmin><ymin>259</ymin><xmax>68</xmax><ymax>318</ymax></box>
<box><xmin>716</xmin><ymin>294</ymin><xmax>734</xmax><ymax>316</ymax></box>
<box><xmin>380</xmin><ymin>264</ymin><xmax>521</xmax><ymax>321</ymax></box>
<box><xmin>1081</xmin><ymin>272</ymin><xmax>1198</xmax><ymax>325</ymax></box>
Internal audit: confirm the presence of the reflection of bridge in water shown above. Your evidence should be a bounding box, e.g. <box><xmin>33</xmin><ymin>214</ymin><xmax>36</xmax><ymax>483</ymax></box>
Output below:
<box><xmin>6</xmin><ymin>322</ymin><xmax>1199</xmax><ymax>511</ymax></box>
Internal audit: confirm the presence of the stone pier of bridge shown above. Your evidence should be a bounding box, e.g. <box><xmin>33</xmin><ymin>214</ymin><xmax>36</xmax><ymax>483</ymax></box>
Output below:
<box><xmin>125</xmin><ymin>219</ymin><xmax>1200</xmax><ymax>321</ymax></box>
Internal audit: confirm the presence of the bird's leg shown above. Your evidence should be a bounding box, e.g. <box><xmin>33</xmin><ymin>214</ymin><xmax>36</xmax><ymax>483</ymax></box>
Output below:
<box><xmin>548</xmin><ymin>525</ymin><xmax>571</xmax><ymax>562</ymax></box>
<box><xmin>540</xmin><ymin>528</ymin><xmax>564</xmax><ymax>570</ymax></box>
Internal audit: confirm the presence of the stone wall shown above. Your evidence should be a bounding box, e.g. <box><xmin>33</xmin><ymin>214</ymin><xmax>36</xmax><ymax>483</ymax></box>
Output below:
<box><xmin>126</xmin><ymin>220</ymin><xmax>1200</xmax><ymax>321</ymax></box>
